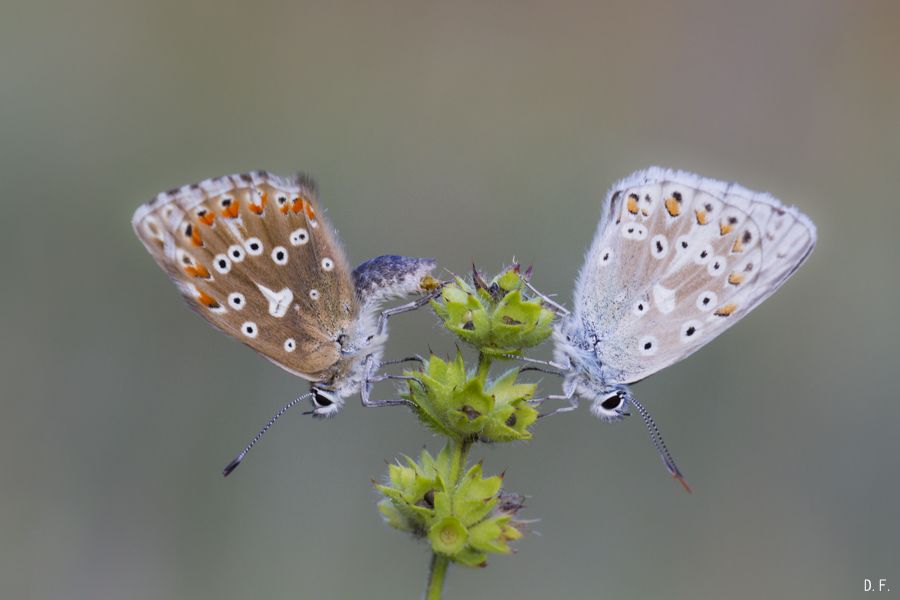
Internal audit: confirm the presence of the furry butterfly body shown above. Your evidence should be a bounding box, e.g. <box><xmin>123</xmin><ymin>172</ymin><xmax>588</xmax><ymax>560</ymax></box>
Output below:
<box><xmin>549</xmin><ymin>167</ymin><xmax>816</xmax><ymax>487</ymax></box>
<box><xmin>132</xmin><ymin>171</ymin><xmax>436</xmax><ymax>422</ymax></box>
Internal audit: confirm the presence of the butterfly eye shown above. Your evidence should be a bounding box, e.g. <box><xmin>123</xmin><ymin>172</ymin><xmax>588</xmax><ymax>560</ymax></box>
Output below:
<box><xmin>312</xmin><ymin>390</ymin><xmax>334</xmax><ymax>408</ymax></box>
<box><xmin>600</xmin><ymin>394</ymin><xmax>624</xmax><ymax>411</ymax></box>
<box><xmin>321</xmin><ymin>257</ymin><xmax>334</xmax><ymax>271</ymax></box>
<box><xmin>309</xmin><ymin>289</ymin><xmax>320</xmax><ymax>301</ymax></box>
<box><xmin>591</xmin><ymin>390</ymin><xmax>629</xmax><ymax>421</ymax></box>
<box><xmin>283</xmin><ymin>338</ymin><xmax>296</xmax><ymax>353</ymax></box>
<box><xmin>241</xmin><ymin>321</ymin><xmax>258</xmax><ymax>338</ymax></box>
<box><xmin>290</xmin><ymin>228</ymin><xmax>309</xmax><ymax>246</ymax></box>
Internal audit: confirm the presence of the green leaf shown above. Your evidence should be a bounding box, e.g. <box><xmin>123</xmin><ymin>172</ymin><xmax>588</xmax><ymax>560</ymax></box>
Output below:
<box><xmin>494</xmin><ymin>269</ymin><xmax>523</xmax><ymax>293</ymax></box>
<box><xmin>377</xmin><ymin>500</ymin><xmax>407</xmax><ymax>531</ymax></box>
<box><xmin>468</xmin><ymin>517</ymin><xmax>510</xmax><ymax>554</ymax></box>
<box><xmin>453</xmin><ymin>548</ymin><xmax>488</xmax><ymax>568</ymax></box>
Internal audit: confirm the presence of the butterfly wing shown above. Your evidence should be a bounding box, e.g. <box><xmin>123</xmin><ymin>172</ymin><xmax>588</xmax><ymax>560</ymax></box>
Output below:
<box><xmin>573</xmin><ymin>167</ymin><xmax>816</xmax><ymax>384</ymax></box>
<box><xmin>132</xmin><ymin>171</ymin><xmax>357</xmax><ymax>381</ymax></box>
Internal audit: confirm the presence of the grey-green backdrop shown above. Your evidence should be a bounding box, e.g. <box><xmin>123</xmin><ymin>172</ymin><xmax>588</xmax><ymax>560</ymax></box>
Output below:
<box><xmin>2</xmin><ymin>1</ymin><xmax>898</xmax><ymax>599</ymax></box>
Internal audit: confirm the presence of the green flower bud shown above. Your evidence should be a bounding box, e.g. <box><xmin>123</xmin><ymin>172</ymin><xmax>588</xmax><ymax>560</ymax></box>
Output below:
<box><xmin>431</xmin><ymin>265</ymin><xmax>554</xmax><ymax>356</ymax></box>
<box><xmin>375</xmin><ymin>444</ymin><xmax>529</xmax><ymax>567</ymax></box>
<box><xmin>403</xmin><ymin>352</ymin><xmax>539</xmax><ymax>443</ymax></box>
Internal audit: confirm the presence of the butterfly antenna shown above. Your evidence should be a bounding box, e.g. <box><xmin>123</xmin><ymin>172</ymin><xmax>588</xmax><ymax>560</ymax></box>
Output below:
<box><xmin>628</xmin><ymin>396</ymin><xmax>692</xmax><ymax>494</ymax></box>
<box><xmin>222</xmin><ymin>392</ymin><xmax>314</xmax><ymax>477</ymax></box>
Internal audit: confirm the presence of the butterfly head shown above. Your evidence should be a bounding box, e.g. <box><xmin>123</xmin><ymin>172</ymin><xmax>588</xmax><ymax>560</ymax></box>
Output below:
<box><xmin>310</xmin><ymin>387</ymin><xmax>342</xmax><ymax>418</ymax></box>
<box><xmin>589</xmin><ymin>386</ymin><xmax>632</xmax><ymax>422</ymax></box>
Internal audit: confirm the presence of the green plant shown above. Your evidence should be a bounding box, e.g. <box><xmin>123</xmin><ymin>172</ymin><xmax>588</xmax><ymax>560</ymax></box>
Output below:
<box><xmin>374</xmin><ymin>264</ymin><xmax>555</xmax><ymax>598</ymax></box>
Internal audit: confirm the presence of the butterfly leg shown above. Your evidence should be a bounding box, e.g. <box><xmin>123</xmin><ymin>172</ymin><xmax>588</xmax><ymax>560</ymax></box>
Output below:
<box><xmin>523</xmin><ymin>280</ymin><xmax>570</xmax><ymax>316</ymax></box>
<box><xmin>360</xmin><ymin>353</ymin><xmax>417</xmax><ymax>408</ymax></box>
<box><xmin>531</xmin><ymin>392</ymin><xmax>580</xmax><ymax>417</ymax></box>
<box><xmin>360</xmin><ymin>374</ymin><xmax>417</xmax><ymax>408</ymax></box>
<box><xmin>499</xmin><ymin>353</ymin><xmax>571</xmax><ymax>373</ymax></box>
<box><xmin>520</xmin><ymin>365</ymin><xmax>566</xmax><ymax>377</ymax></box>
<box><xmin>376</xmin><ymin>290</ymin><xmax>440</xmax><ymax>337</ymax></box>
<box><xmin>361</xmin><ymin>352</ymin><xmax>423</xmax><ymax>384</ymax></box>
<box><xmin>378</xmin><ymin>355</ymin><xmax>426</xmax><ymax>367</ymax></box>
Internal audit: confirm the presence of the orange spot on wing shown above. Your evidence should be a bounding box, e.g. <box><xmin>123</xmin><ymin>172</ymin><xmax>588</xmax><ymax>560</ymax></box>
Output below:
<box><xmin>250</xmin><ymin>193</ymin><xmax>267</xmax><ymax>214</ymax></box>
<box><xmin>222</xmin><ymin>200</ymin><xmax>240</xmax><ymax>218</ymax></box>
<box><xmin>290</xmin><ymin>197</ymin><xmax>304</xmax><ymax>214</ymax></box>
<box><xmin>664</xmin><ymin>197</ymin><xmax>681</xmax><ymax>217</ymax></box>
<box><xmin>198</xmin><ymin>212</ymin><xmax>215</xmax><ymax>226</ymax></box>
<box><xmin>727</xmin><ymin>273</ymin><xmax>744</xmax><ymax>285</ymax></box>
<box><xmin>196</xmin><ymin>290</ymin><xmax>220</xmax><ymax>308</ymax></box>
<box><xmin>191</xmin><ymin>226</ymin><xmax>202</xmax><ymax>246</ymax></box>
<box><xmin>695</xmin><ymin>210</ymin><xmax>708</xmax><ymax>225</ymax></box>
<box><xmin>719</xmin><ymin>222</ymin><xmax>734</xmax><ymax>236</ymax></box>
<box><xmin>731</xmin><ymin>238</ymin><xmax>744</xmax><ymax>253</ymax></box>
<box><xmin>185</xmin><ymin>264</ymin><xmax>210</xmax><ymax>279</ymax></box>
<box><xmin>626</xmin><ymin>194</ymin><xmax>639</xmax><ymax>214</ymax></box>
<box><xmin>714</xmin><ymin>303</ymin><xmax>738</xmax><ymax>316</ymax></box>
<box><xmin>304</xmin><ymin>202</ymin><xmax>316</xmax><ymax>220</ymax></box>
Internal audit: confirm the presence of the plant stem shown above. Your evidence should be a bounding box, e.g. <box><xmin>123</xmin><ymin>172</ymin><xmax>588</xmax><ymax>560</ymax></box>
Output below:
<box><xmin>448</xmin><ymin>437</ymin><xmax>472</xmax><ymax>486</ymax></box>
<box><xmin>425</xmin><ymin>436</ymin><xmax>472</xmax><ymax>599</ymax></box>
<box><xmin>475</xmin><ymin>352</ymin><xmax>491</xmax><ymax>381</ymax></box>
<box><xmin>425</xmin><ymin>552</ymin><xmax>450</xmax><ymax>600</ymax></box>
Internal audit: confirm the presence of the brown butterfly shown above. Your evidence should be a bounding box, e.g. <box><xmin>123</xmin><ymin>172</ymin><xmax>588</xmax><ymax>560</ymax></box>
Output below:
<box><xmin>133</xmin><ymin>171</ymin><xmax>438</xmax><ymax>474</ymax></box>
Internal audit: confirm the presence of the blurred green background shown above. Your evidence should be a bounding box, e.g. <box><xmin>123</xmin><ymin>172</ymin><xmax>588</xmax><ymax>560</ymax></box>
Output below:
<box><xmin>2</xmin><ymin>1</ymin><xmax>898</xmax><ymax>598</ymax></box>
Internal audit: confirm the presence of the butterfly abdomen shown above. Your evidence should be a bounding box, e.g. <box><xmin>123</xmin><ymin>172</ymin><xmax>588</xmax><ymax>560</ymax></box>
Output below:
<box><xmin>352</xmin><ymin>255</ymin><xmax>437</xmax><ymax>306</ymax></box>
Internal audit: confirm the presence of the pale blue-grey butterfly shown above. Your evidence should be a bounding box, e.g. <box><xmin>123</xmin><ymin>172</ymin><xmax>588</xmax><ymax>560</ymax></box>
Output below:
<box><xmin>528</xmin><ymin>167</ymin><xmax>816</xmax><ymax>491</ymax></box>
<box><xmin>132</xmin><ymin>171</ymin><xmax>438</xmax><ymax>475</ymax></box>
